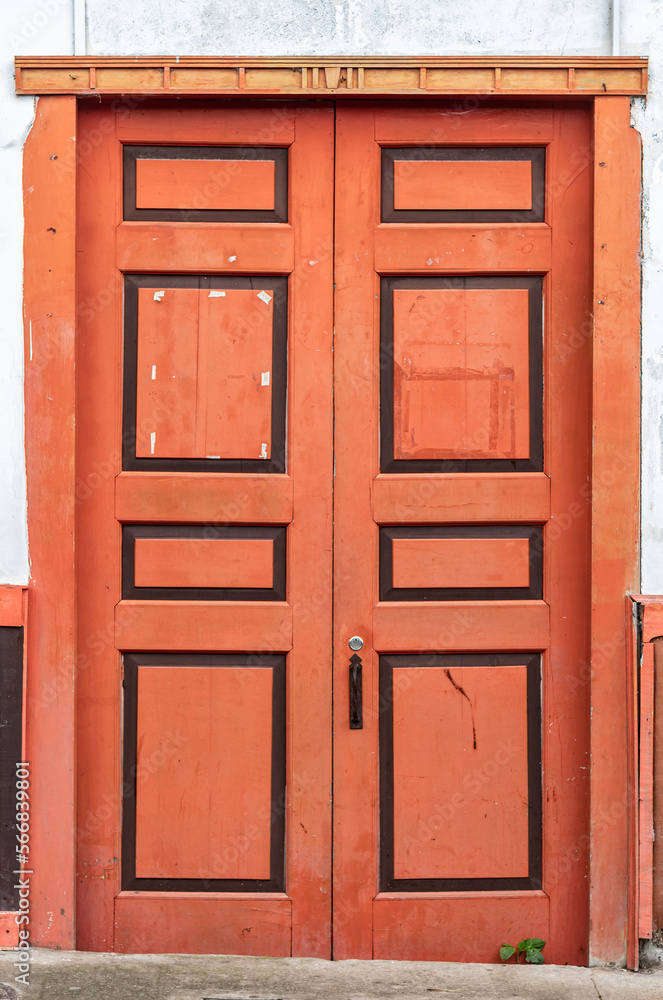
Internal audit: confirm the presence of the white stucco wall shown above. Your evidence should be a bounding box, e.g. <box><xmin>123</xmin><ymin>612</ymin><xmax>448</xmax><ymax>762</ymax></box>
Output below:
<box><xmin>0</xmin><ymin>1</ymin><xmax>74</xmax><ymax>583</ymax></box>
<box><xmin>4</xmin><ymin>0</ymin><xmax>663</xmax><ymax>590</ymax></box>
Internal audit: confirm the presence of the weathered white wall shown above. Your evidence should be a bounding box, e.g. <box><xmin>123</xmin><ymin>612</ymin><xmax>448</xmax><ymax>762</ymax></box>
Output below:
<box><xmin>84</xmin><ymin>0</ymin><xmax>610</xmax><ymax>57</ymax></box>
<box><xmin>0</xmin><ymin>0</ymin><xmax>73</xmax><ymax>583</ymax></box>
<box><xmin>626</xmin><ymin>7</ymin><xmax>663</xmax><ymax>593</ymax></box>
<box><xmin>4</xmin><ymin>0</ymin><xmax>663</xmax><ymax>591</ymax></box>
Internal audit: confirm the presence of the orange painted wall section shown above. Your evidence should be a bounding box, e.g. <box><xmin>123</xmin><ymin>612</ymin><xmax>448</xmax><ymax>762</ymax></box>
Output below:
<box><xmin>392</xmin><ymin>666</ymin><xmax>529</xmax><ymax>879</ymax></box>
<box><xmin>133</xmin><ymin>538</ymin><xmax>275</xmax><ymax>589</ymax></box>
<box><xmin>136</xmin><ymin>157</ymin><xmax>276</xmax><ymax>210</ymax></box>
<box><xmin>392</xmin><ymin>288</ymin><xmax>530</xmax><ymax>460</ymax></box>
<box><xmin>391</xmin><ymin>537</ymin><xmax>530</xmax><ymax>589</ymax></box>
<box><xmin>135</xmin><ymin>666</ymin><xmax>274</xmax><ymax>879</ymax></box>
<box><xmin>393</xmin><ymin>159</ymin><xmax>533</xmax><ymax>211</ymax></box>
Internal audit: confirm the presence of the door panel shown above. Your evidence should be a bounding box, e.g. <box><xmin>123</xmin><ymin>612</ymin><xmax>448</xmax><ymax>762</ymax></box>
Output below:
<box><xmin>77</xmin><ymin>101</ymin><xmax>334</xmax><ymax>956</ymax></box>
<box><xmin>333</xmin><ymin>102</ymin><xmax>591</xmax><ymax>963</ymax></box>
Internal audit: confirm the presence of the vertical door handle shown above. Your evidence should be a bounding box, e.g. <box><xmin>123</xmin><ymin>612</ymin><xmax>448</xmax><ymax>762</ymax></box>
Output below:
<box><xmin>349</xmin><ymin>638</ymin><xmax>363</xmax><ymax>729</ymax></box>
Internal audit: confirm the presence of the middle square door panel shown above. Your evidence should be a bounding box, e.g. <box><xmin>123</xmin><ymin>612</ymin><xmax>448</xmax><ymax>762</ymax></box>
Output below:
<box><xmin>125</xmin><ymin>276</ymin><xmax>287</xmax><ymax>472</ymax></box>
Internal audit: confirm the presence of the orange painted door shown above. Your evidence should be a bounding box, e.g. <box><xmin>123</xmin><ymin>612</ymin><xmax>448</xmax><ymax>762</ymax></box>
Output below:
<box><xmin>77</xmin><ymin>99</ymin><xmax>592</xmax><ymax>963</ymax></box>
<box><xmin>76</xmin><ymin>101</ymin><xmax>334</xmax><ymax>955</ymax></box>
<box><xmin>333</xmin><ymin>102</ymin><xmax>591</xmax><ymax>964</ymax></box>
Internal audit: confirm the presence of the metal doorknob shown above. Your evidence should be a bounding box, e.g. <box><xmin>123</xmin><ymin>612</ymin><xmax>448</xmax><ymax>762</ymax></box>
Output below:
<box><xmin>349</xmin><ymin>636</ymin><xmax>364</xmax><ymax>651</ymax></box>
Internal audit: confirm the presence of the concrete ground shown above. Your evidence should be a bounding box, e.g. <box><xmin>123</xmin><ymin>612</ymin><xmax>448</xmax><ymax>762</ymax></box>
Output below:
<box><xmin>0</xmin><ymin>952</ymin><xmax>661</xmax><ymax>1000</ymax></box>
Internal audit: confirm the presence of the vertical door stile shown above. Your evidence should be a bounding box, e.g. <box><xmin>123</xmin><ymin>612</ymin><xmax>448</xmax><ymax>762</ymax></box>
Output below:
<box><xmin>288</xmin><ymin>104</ymin><xmax>335</xmax><ymax>958</ymax></box>
<box><xmin>333</xmin><ymin>102</ymin><xmax>381</xmax><ymax>959</ymax></box>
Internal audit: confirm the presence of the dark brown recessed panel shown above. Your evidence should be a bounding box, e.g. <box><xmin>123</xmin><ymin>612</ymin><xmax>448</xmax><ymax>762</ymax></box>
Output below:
<box><xmin>122</xmin><ymin>525</ymin><xmax>286</xmax><ymax>601</ymax></box>
<box><xmin>123</xmin><ymin>274</ymin><xmax>287</xmax><ymax>473</ymax></box>
<box><xmin>122</xmin><ymin>653</ymin><xmax>286</xmax><ymax>892</ymax></box>
<box><xmin>379</xmin><ymin>525</ymin><xmax>543</xmax><ymax>601</ymax></box>
<box><xmin>381</xmin><ymin>146</ymin><xmax>545</xmax><ymax>223</ymax></box>
<box><xmin>380</xmin><ymin>275</ymin><xmax>543</xmax><ymax>473</ymax></box>
<box><xmin>123</xmin><ymin>145</ymin><xmax>288</xmax><ymax>223</ymax></box>
<box><xmin>379</xmin><ymin>653</ymin><xmax>542</xmax><ymax>892</ymax></box>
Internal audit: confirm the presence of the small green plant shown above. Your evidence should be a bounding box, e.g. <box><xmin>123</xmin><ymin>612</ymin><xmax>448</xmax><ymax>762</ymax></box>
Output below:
<box><xmin>500</xmin><ymin>938</ymin><xmax>546</xmax><ymax>964</ymax></box>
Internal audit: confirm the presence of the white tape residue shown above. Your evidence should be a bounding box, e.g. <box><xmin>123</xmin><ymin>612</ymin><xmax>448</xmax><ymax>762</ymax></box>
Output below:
<box><xmin>257</xmin><ymin>291</ymin><xmax>272</xmax><ymax>304</ymax></box>
<box><xmin>150</xmin><ymin>432</ymin><xmax>156</xmax><ymax>455</ymax></box>
<box><xmin>228</xmin><ymin>255</ymin><xmax>237</xmax><ymax>263</ymax></box>
<box><xmin>261</xmin><ymin>371</ymin><xmax>270</xmax><ymax>386</ymax></box>
<box><xmin>151</xmin><ymin>365</ymin><xmax>156</xmax><ymax>380</ymax></box>
<box><xmin>153</xmin><ymin>291</ymin><xmax>165</xmax><ymax>302</ymax></box>
<box><xmin>260</xmin><ymin>443</ymin><xmax>268</xmax><ymax>459</ymax></box>
<box><xmin>209</xmin><ymin>290</ymin><xmax>226</xmax><ymax>297</ymax></box>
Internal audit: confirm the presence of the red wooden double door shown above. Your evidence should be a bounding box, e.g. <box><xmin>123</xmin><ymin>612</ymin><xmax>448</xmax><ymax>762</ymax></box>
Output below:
<box><xmin>77</xmin><ymin>99</ymin><xmax>591</xmax><ymax>962</ymax></box>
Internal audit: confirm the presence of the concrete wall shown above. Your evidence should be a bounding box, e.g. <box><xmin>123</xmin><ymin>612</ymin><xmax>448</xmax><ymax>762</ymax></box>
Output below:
<box><xmin>3</xmin><ymin>0</ymin><xmax>663</xmax><ymax>590</ymax></box>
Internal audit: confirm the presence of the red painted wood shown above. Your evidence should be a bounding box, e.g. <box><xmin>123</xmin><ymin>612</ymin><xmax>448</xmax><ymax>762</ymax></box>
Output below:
<box><xmin>393</xmin><ymin>159</ymin><xmax>532</xmax><ymax>211</ymax></box>
<box><xmin>286</xmin><ymin>105</ymin><xmax>335</xmax><ymax>958</ymax></box>
<box><xmin>133</xmin><ymin>538</ymin><xmax>274</xmax><ymax>589</ymax></box>
<box><xmin>391</xmin><ymin>537</ymin><xmax>530</xmax><ymax>590</ymax></box>
<box><xmin>135</xmin><ymin>287</ymin><xmax>273</xmax><ymax>460</ymax></box>
<box><xmin>374</xmin><ymin>103</ymin><xmax>553</xmax><ymax>143</ymax></box>
<box><xmin>374</xmin><ymin>224</ymin><xmax>551</xmax><ymax>273</ymax></box>
<box><xmin>373</xmin><ymin>892</ymin><xmax>549</xmax><ymax>963</ymax></box>
<box><xmin>202</xmin><ymin>288</ymin><xmax>273</xmax><ymax>460</ymax></box>
<box><xmin>76</xmin><ymin>103</ymin><xmax>124</xmax><ymax>950</ymax></box>
<box><xmin>393</xmin><ymin>288</ymin><xmax>530</xmax><ymax>460</ymax></box>
<box><xmin>115</xmin><ymin>473</ymin><xmax>293</xmax><ymax>524</ymax></box>
<box><xmin>116</xmin><ymin>222</ymin><xmax>294</xmax><ymax>273</ymax></box>
<box><xmin>115</xmin><ymin>601</ymin><xmax>292</xmax><ymax>652</ymax></box>
<box><xmin>590</xmin><ymin>97</ymin><xmax>641</xmax><ymax>966</ymax></box>
<box><xmin>333</xmin><ymin>103</ymin><xmax>380</xmax><ymax>960</ymax></box>
<box><xmin>136</xmin><ymin>157</ymin><xmax>276</xmax><ymax>210</ymax></box>
<box><xmin>135</xmin><ymin>666</ymin><xmax>273</xmax><ymax>879</ymax></box>
<box><xmin>372</xmin><ymin>473</ymin><xmax>550</xmax><ymax>524</ymax></box>
<box><xmin>115</xmin><ymin>103</ymin><xmax>296</xmax><ymax>145</ymax></box>
<box><xmin>393</xmin><ymin>666</ymin><xmax>529</xmax><ymax>879</ymax></box>
<box><xmin>23</xmin><ymin>95</ymin><xmax>78</xmax><ymax>949</ymax></box>
<box><xmin>335</xmin><ymin>101</ymin><xmax>592</xmax><ymax>965</ymax></box>
<box><xmin>373</xmin><ymin>601</ymin><xmax>550</xmax><ymax>651</ymax></box>
<box><xmin>135</xmin><ymin>287</ymin><xmax>199</xmax><ymax>457</ymax></box>
<box><xmin>114</xmin><ymin>893</ymin><xmax>291</xmax><ymax>955</ymax></box>
<box><xmin>638</xmin><ymin>641</ymin><xmax>654</xmax><ymax>938</ymax></box>
<box><xmin>0</xmin><ymin>586</ymin><xmax>24</xmax><ymax>626</ymax></box>
<box><xmin>77</xmin><ymin>101</ymin><xmax>334</xmax><ymax>958</ymax></box>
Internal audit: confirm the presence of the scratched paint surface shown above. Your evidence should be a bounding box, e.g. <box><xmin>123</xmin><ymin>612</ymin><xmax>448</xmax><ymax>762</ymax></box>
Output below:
<box><xmin>392</xmin><ymin>665</ymin><xmax>529</xmax><ymax>879</ymax></box>
<box><xmin>135</xmin><ymin>665</ymin><xmax>273</xmax><ymax>879</ymax></box>
<box><xmin>393</xmin><ymin>288</ymin><xmax>530</xmax><ymax>460</ymax></box>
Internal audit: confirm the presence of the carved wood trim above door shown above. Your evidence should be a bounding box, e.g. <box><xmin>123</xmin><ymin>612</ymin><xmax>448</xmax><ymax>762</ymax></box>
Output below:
<box><xmin>14</xmin><ymin>55</ymin><xmax>647</xmax><ymax>97</ymax></box>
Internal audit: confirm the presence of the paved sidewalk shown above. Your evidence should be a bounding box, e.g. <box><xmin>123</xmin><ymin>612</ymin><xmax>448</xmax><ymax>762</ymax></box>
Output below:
<box><xmin>0</xmin><ymin>952</ymin><xmax>661</xmax><ymax>1000</ymax></box>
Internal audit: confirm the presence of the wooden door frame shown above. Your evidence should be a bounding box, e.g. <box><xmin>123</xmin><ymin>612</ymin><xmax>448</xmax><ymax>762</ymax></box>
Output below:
<box><xmin>18</xmin><ymin>57</ymin><xmax>643</xmax><ymax>965</ymax></box>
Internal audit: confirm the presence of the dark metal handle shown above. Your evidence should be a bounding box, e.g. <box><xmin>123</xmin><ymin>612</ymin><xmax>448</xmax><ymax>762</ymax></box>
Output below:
<box><xmin>349</xmin><ymin>653</ymin><xmax>363</xmax><ymax>729</ymax></box>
